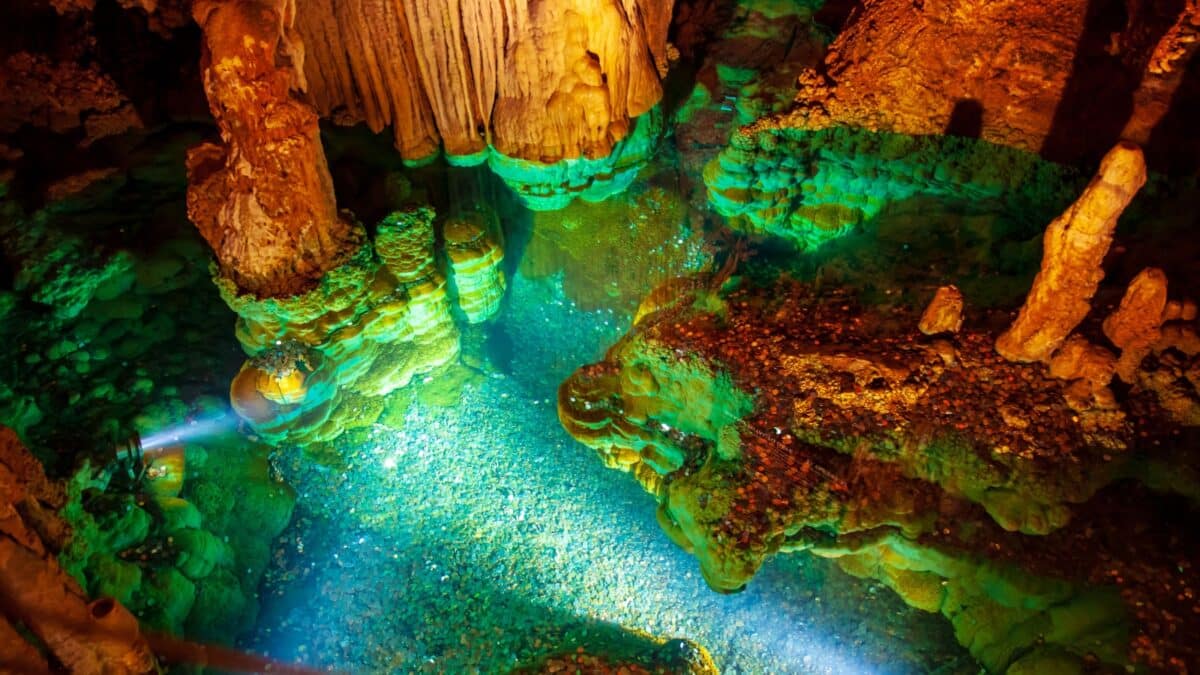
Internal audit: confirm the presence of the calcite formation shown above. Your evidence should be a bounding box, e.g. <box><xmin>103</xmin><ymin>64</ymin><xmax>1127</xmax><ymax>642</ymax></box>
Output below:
<box><xmin>703</xmin><ymin>125</ymin><xmax>1079</xmax><ymax>250</ymax></box>
<box><xmin>225</xmin><ymin>207</ymin><xmax>478</xmax><ymax>443</ymax></box>
<box><xmin>995</xmin><ymin>143</ymin><xmax>1147</xmax><ymax>363</ymax></box>
<box><xmin>1104</xmin><ymin>267</ymin><xmax>1170</xmax><ymax>381</ymax></box>
<box><xmin>773</xmin><ymin>0</ymin><xmax>1199</xmax><ymax>168</ymax></box>
<box><xmin>918</xmin><ymin>285</ymin><xmax>964</xmax><ymax>336</ymax></box>
<box><xmin>0</xmin><ymin>426</ymin><xmax>156</xmax><ymax>673</ymax></box>
<box><xmin>185</xmin><ymin>0</ymin><xmax>358</xmax><ymax>298</ymax></box>
<box><xmin>559</xmin><ymin>277</ymin><xmax>1198</xmax><ymax>672</ymax></box>
<box><xmin>443</xmin><ymin>212</ymin><xmax>506</xmax><ymax>324</ymax></box>
<box><xmin>293</xmin><ymin>0</ymin><xmax>671</xmax><ymax>165</ymax></box>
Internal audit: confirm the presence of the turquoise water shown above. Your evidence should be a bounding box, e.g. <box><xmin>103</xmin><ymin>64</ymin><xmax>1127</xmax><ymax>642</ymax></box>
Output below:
<box><xmin>247</xmin><ymin>270</ymin><xmax>968</xmax><ymax>673</ymax></box>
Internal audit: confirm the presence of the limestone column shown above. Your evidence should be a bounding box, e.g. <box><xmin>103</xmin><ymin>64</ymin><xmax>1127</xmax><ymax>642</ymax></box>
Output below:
<box><xmin>185</xmin><ymin>0</ymin><xmax>357</xmax><ymax>298</ymax></box>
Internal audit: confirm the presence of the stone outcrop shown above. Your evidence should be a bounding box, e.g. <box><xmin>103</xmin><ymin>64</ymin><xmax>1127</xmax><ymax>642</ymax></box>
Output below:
<box><xmin>918</xmin><ymin>285</ymin><xmax>964</xmax><ymax>336</ymax></box>
<box><xmin>559</xmin><ymin>276</ymin><xmax>1199</xmax><ymax>672</ymax></box>
<box><xmin>292</xmin><ymin>0</ymin><xmax>672</xmax><ymax>165</ymax></box>
<box><xmin>774</xmin><ymin>0</ymin><xmax>1199</xmax><ymax>168</ymax></box>
<box><xmin>185</xmin><ymin>0</ymin><xmax>358</xmax><ymax>299</ymax></box>
<box><xmin>995</xmin><ymin>143</ymin><xmax>1147</xmax><ymax>363</ymax></box>
<box><xmin>0</xmin><ymin>426</ymin><xmax>157</xmax><ymax>674</ymax></box>
<box><xmin>225</xmin><ymin>206</ymin><xmax>511</xmax><ymax>444</ymax></box>
<box><xmin>703</xmin><ymin>125</ymin><xmax>1080</xmax><ymax>251</ymax></box>
<box><xmin>443</xmin><ymin>212</ymin><xmax>506</xmax><ymax>324</ymax></box>
<box><xmin>1104</xmin><ymin>267</ymin><xmax>1170</xmax><ymax>381</ymax></box>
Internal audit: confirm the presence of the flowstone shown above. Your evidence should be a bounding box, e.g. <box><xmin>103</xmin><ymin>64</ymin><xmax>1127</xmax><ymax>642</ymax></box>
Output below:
<box><xmin>225</xmin><ymin>205</ymin><xmax>507</xmax><ymax>444</ymax></box>
<box><xmin>559</xmin><ymin>275</ymin><xmax>1199</xmax><ymax>672</ymax></box>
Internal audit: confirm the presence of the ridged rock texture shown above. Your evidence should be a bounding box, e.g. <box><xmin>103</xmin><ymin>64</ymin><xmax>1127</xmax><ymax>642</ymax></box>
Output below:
<box><xmin>703</xmin><ymin>125</ymin><xmax>1079</xmax><ymax>250</ymax></box>
<box><xmin>995</xmin><ymin>143</ymin><xmax>1147</xmax><ymax>363</ymax></box>
<box><xmin>185</xmin><ymin>0</ymin><xmax>358</xmax><ymax>299</ymax></box>
<box><xmin>226</xmin><ymin>207</ymin><xmax>497</xmax><ymax>444</ymax></box>
<box><xmin>292</xmin><ymin>0</ymin><xmax>672</xmax><ymax>164</ymax></box>
<box><xmin>774</xmin><ymin>0</ymin><xmax>1200</xmax><ymax>169</ymax></box>
<box><xmin>558</xmin><ymin>276</ymin><xmax>1200</xmax><ymax>672</ymax></box>
<box><xmin>443</xmin><ymin>212</ymin><xmax>506</xmax><ymax>324</ymax></box>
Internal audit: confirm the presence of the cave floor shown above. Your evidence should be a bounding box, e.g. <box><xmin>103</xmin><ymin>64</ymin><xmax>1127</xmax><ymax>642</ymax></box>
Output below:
<box><xmin>247</xmin><ymin>270</ymin><xmax>971</xmax><ymax>674</ymax></box>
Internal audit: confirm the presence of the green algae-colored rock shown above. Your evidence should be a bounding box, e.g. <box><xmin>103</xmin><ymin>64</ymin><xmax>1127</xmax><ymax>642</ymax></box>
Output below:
<box><xmin>156</xmin><ymin>496</ymin><xmax>203</xmax><ymax>533</ymax></box>
<box><xmin>95</xmin><ymin>498</ymin><xmax>152</xmax><ymax>552</ymax></box>
<box><xmin>89</xmin><ymin>555</ymin><xmax>143</xmax><ymax>607</ymax></box>
<box><xmin>186</xmin><ymin>567</ymin><xmax>248</xmax><ymax>643</ymax></box>
<box><xmin>140</xmin><ymin>566</ymin><xmax>197</xmax><ymax>635</ymax></box>
<box><xmin>704</xmin><ymin>126</ymin><xmax>1080</xmax><ymax>250</ymax></box>
<box><xmin>173</xmin><ymin>527</ymin><xmax>234</xmax><ymax>581</ymax></box>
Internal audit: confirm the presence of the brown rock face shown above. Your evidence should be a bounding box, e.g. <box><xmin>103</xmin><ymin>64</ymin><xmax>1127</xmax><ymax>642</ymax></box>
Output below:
<box><xmin>186</xmin><ymin>0</ymin><xmax>358</xmax><ymax>298</ymax></box>
<box><xmin>778</xmin><ymin>0</ymin><xmax>1197</xmax><ymax>168</ymax></box>
<box><xmin>292</xmin><ymin>0</ymin><xmax>673</xmax><ymax>163</ymax></box>
<box><xmin>995</xmin><ymin>143</ymin><xmax>1147</xmax><ymax>363</ymax></box>
<box><xmin>0</xmin><ymin>427</ymin><xmax>156</xmax><ymax>674</ymax></box>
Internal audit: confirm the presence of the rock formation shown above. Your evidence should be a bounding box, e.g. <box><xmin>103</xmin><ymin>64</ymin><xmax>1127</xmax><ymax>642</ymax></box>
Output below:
<box><xmin>226</xmin><ymin>207</ymin><xmax>467</xmax><ymax>443</ymax></box>
<box><xmin>292</xmin><ymin>0</ymin><xmax>672</xmax><ymax>165</ymax></box>
<box><xmin>703</xmin><ymin>125</ymin><xmax>1080</xmax><ymax>251</ymax></box>
<box><xmin>0</xmin><ymin>426</ymin><xmax>157</xmax><ymax>674</ymax></box>
<box><xmin>185</xmin><ymin>0</ymin><xmax>358</xmax><ymax>299</ymax></box>
<box><xmin>774</xmin><ymin>0</ymin><xmax>1199</xmax><ymax>168</ymax></box>
<box><xmin>995</xmin><ymin>143</ymin><xmax>1147</xmax><ymax>363</ymax></box>
<box><xmin>443</xmin><ymin>212</ymin><xmax>506</xmax><ymax>324</ymax></box>
<box><xmin>1104</xmin><ymin>267</ymin><xmax>1170</xmax><ymax>381</ymax></box>
<box><xmin>559</xmin><ymin>273</ymin><xmax>1199</xmax><ymax>672</ymax></box>
<box><xmin>918</xmin><ymin>285</ymin><xmax>964</xmax><ymax>336</ymax></box>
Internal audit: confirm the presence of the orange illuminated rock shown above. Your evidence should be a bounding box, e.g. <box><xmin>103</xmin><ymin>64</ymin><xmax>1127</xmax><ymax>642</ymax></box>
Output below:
<box><xmin>142</xmin><ymin>446</ymin><xmax>186</xmax><ymax>499</ymax></box>
<box><xmin>771</xmin><ymin>0</ymin><xmax>1199</xmax><ymax>168</ymax></box>
<box><xmin>995</xmin><ymin>143</ymin><xmax>1147</xmax><ymax>363</ymax></box>
<box><xmin>1103</xmin><ymin>267</ymin><xmax>1169</xmax><ymax>382</ymax></box>
<box><xmin>186</xmin><ymin>0</ymin><xmax>358</xmax><ymax>299</ymax></box>
<box><xmin>444</xmin><ymin>213</ymin><xmax>506</xmax><ymax>324</ymax></box>
<box><xmin>292</xmin><ymin>0</ymin><xmax>672</xmax><ymax>164</ymax></box>
<box><xmin>918</xmin><ymin>286</ymin><xmax>964</xmax><ymax>336</ymax></box>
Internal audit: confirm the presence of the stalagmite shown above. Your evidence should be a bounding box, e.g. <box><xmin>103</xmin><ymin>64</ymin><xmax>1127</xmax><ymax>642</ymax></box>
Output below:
<box><xmin>444</xmin><ymin>213</ymin><xmax>506</xmax><ymax>324</ymax></box>
<box><xmin>1104</xmin><ymin>267</ymin><xmax>1170</xmax><ymax>382</ymax></box>
<box><xmin>918</xmin><ymin>285</ymin><xmax>964</xmax><ymax>336</ymax></box>
<box><xmin>185</xmin><ymin>0</ymin><xmax>358</xmax><ymax>298</ymax></box>
<box><xmin>995</xmin><ymin>143</ymin><xmax>1147</xmax><ymax>363</ymax></box>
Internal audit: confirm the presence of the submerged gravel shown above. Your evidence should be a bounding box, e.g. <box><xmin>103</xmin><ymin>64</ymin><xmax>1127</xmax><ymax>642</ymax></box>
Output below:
<box><xmin>248</xmin><ymin>273</ymin><xmax>969</xmax><ymax>674</ymax></box>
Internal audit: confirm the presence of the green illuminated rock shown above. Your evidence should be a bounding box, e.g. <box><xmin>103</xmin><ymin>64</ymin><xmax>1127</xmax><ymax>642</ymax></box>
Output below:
<box><xmin>488</xmin><ymin>107</ymin><xmax>662</xmax><ymax>211</ymax></box>
<box><xmin>704</xmin><ymin>126</ymin><xmax>1079</xmax><ymax>249</ymax></box>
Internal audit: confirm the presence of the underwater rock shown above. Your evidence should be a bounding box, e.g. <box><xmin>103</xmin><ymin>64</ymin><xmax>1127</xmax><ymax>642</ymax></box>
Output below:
<box><xmin>704</xmin><ymin>125</ymin><xmax>1079</xmax><ymax>250</ymax></box>
<box><xmin>221</xmin><ymin>208</ymin><xmax>462</xmax><ymax>442</ymax></box>
<box><xmin>522</xmin><ymin>182</ymin><xmax>709</xmax><ymax>313</ymax></box>
<box><xmin>559</xmin><ymin>278</ymin><xmax>1198</xmax><ymax>672</ymax></box>
<box><xmin>996</xmin><ymin>143</ymin><xmax>1147</xmax><ymax>363</ymax></box>
<box><xmin>918</xmin><ymin>285</ymin><xmax>964</xmax><ymax>336</ymax></box>
<box><xmin>292</xmin><ymin>0</ymin><xmax>671</xmax><ymax>165</ymax></box>
<box><xmin>186</xmin><ymin>0</ymin><xmax>359</xmax><ymax>298</ymax></box>
<box><xmin>443</xmin><ymin>212</ymin><xmax>506</xmax><ymax>324</ymax></box>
